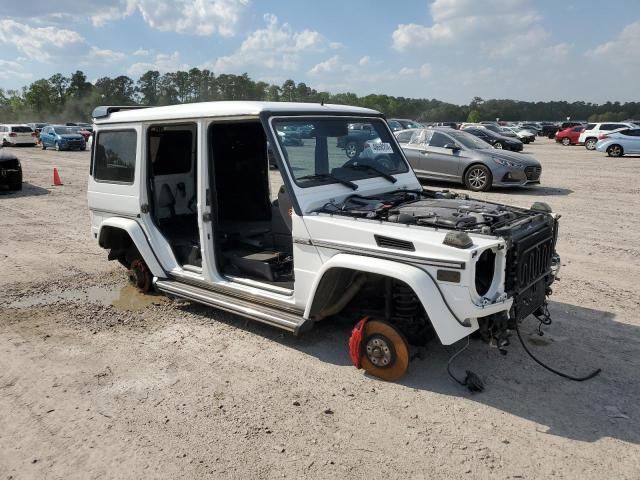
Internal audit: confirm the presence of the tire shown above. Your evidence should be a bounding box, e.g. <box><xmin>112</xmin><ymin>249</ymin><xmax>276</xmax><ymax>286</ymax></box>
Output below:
<box><xmin>129</xmin><ymin>258</ymin><xmax>152</xmax><ymax>293</ymax></box>
<box><xmin>561</xmin><ymin>137</ymin><xmax>571</xmax><ymax>146</ymax></box>
<box><xmin>493</xmin><ymin>142</ymin><xmax>503</xmax><ymax>149</ymax></box>
<box><xmin>584</xmin><ymin>138</ymin><xmax>597</xmax><ymax>150</ymax></box>
<box><xmin>606</xmin><ymin>144</ymin><xmax>624</xmax><ymax>157</ymax></box>
<box><xmin>359</xmin><ymin>320</ymin><xmax>410</xmax><ymax>381</ymax></box>
<box><xmin>55</xmin><ymin>141</ymin><xmax>60</xmax><ymax>151</ymax></box>
<box><xmin>41</xmin><ymin>142</ymin><xmax>46</xmax><ymax>150</ymax></box>
<box><xmin>344</xmin><ymin>142</ymin><xmax>358</xmax><ymax>159</ymax></box>
<box><xmin>464</xmin><ymin>164</ymin><xmax>492</xmax><ymax>192</ymax></box>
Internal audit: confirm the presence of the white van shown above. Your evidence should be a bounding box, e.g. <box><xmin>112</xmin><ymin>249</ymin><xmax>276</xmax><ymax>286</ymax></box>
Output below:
<box><xmin>88</xmin><ymin>101</ymin><xmax>561</xmax><ymax>380</ymax></box>
<box><xmin>0</xmin><ymin>124</ymin><xmax>37</xmax><ymax>146</ymax></box>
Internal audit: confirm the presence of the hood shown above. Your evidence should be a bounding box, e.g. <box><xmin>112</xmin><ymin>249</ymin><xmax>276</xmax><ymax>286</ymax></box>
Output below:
<box><xmin>490</xmin><ymin>149</ymin><xmax>541</xmax><ymax>167</ymax></box>
<box><xmin>58</xmin><ymin>134</ymin><xmax>84</xmax><ymax>140</ymax></box>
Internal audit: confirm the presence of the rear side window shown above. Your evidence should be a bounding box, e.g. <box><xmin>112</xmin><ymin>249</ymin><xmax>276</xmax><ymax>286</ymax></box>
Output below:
<box><xmin>585</xmin><ymin>124</ymin><xmax>596</xmax><ymax>130</ymax></box>
<box><xmin>621</xmin><ymin>129</ymin><xmax>640</xmax><ymax>136</ymax></box>
<box><xmin>601</xmin><ymin>123</ymin><xmax>623</xmax><ymax>130</ymax></box>
<box><xmin>93</xmin><ymin>130</ymin><xmax>137</xmax><ymax>183</ymax></box>
<box><xmin>148</xmin><ymin>127</ymin><xmax>193</xmax><ymax>176</ymax></box>
<box><xmin>429</xmin><ymin>132</ymin><xmax>451</xmax><ymax>148</ymax></box>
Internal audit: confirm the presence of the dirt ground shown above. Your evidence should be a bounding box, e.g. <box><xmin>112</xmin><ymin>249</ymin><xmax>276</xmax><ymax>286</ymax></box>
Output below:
<box><xmin>1</xmin><ymin>139</ymin><xmax>639</xmax><ymax>479</ymax></box>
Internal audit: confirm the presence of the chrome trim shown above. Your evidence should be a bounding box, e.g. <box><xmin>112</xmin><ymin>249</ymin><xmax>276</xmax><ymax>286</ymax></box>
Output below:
<box><xmin>171</xmin><ymin>271</ymin><xmax>302</xmax><ymax>314</ymax></box>
<box><xmin>155</xmin><ymin>280</ymin><xmax>304</xmax><ymax>333</ymax></box>
<box><xmin>224</xmin><ymin>274</ymin><xmax>293</xmax><ymax>296</ymax></box>
<box><xmin>311</xmin><ymin>240</ymin><xmax>466</xmax><ymax>270</ymax></box>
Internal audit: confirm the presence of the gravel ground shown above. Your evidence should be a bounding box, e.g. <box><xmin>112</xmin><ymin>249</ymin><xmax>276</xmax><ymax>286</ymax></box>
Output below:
<box><xmin>1</xmin><ymin>139</ymin><xmax>639</xmax><ymax>479</ymax></box>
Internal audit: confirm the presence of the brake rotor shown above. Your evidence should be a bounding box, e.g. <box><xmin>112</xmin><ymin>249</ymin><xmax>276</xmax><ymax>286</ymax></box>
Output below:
<box><xmin>129</xmin><ymin>259</ymin><xmax>152</xmax><ymax>293</ymax></box>
<box><xmin>360</xmin><ymin>320</ymin><xmax>409</xmax><ymax>381</ymax></box>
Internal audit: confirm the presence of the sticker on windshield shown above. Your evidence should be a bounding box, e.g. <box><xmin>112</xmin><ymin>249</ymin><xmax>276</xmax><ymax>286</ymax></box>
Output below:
<box><xmin>369</xmin><ymin>142</ymin><xmax>394</xmax><ymax>154</ymax></box>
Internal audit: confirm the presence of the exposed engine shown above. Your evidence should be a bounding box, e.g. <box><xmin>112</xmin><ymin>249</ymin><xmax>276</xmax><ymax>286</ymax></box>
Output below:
<box><xmin>315</xmin><ymin>189</ymin><xmax>546</xmax><ymax>236</ymax></box>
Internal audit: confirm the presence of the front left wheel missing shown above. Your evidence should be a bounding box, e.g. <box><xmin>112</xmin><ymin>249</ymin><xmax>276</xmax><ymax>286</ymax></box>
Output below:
<box><xmin>129</xmin><ymin>259</ymin><xmax>152</xmax><ymax>293</ymax></box>
<box><xmin>359</xmin><ymin>320</ymin><xmax>410</xmax><ymax>381</ymax></box>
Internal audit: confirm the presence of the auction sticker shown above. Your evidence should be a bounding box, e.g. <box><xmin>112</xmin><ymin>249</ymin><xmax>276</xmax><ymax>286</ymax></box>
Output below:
<box><xmin>370</xmin><ymin>142</ymin><xmax>394</xmax><ymax>154</ymax></box>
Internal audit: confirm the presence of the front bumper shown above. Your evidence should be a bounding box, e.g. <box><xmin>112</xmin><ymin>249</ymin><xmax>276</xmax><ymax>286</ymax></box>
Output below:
<box><xmin>493</xmin><ymin>165</ymin><xmax>541</xmax><ymax>187</ymax></box>
<box><xmin>0</xmin><ymin>168</ymin><xmax>22</xmax><ymax>186</ymax></box>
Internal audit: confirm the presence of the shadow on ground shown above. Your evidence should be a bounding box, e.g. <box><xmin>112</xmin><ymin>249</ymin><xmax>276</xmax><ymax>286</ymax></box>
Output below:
<box><xmin>180</xmin><ymin>299</ymin><xmax>640</xmax><ymax>445</ymax></box>
<box><xmin>0</xmin><ymin>182</ymin><xmax>50</xmax><ymax>197</ymax></box>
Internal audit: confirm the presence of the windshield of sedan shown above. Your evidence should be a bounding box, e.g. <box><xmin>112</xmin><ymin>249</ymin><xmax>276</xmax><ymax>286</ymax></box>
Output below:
<box><xmin>272</xmin><ymin>117</ymin><xmax>409</xmax><ymax>188</ymax></box>
<box><xmin>448</xmin><ymin>131</ymin><xmax>493</xmax><ymax>149</ymax></box>
<box><xmin>53</xmin><ymin>127</ymin><xmax>77</xmax><ymax>135</ymax></box>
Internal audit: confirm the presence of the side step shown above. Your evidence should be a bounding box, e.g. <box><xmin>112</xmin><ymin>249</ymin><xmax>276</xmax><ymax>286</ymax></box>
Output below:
<box><xmin>155</xmin><ymin>279</ymin><xmax>307</xmax><ymax>334</ymax></box>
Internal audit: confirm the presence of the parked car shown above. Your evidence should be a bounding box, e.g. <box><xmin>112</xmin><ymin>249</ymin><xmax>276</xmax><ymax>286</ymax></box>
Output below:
<box><xmin>520</xmin><ymin>123</ymin><xmax>542</xmax><ymax>135</ymax></box>
<box><xmin>39</xmin><ymin>125</ymin><xmax>87</xmax><ymax>151</ymax></box>
<box><xmin>480</xmin><ymin>124</ymin><xmax>517</xmax><ymax>138</ymax></box>
<box><xmin>555</xmin><ymin>126</ymin><xmax>584</xmax><ymax>146</ymax></box>
<box><xmin>503</xmin><ymin>127</ymin><xmax>536</xmax><ymax>144</ymax></box>
<box><xmin>71</xmin><ymin>126</ymin><xmax>92</xmax><ymax>142</ymax></box>
<box><xmin>388</xmin><ymin>118</ymin><xmax>423</xmax><ymax>130</ymax></box>
<box><xmin>89</xmin><ymin>102</ymin><xmax>561</xmax><ymax>382</ymax></box>
<box><xmin>579</xmin><ymin>122</ymin><xmax>638</xmax><ymax>150</ymax></box>
<box><xmin>434</xmin><ymin>122</ymin><xmax>458</xmax><ymax>129</ymax></box>
<box><xmin>595</xmin><ymin>128</ymin><xmax>640</xmax><ymax>157</ymax></box>
<box><xmin>0</xmin><ymin>149</ymin><xmax>22</xmax><ymax>191</ymax></box>
<box><xmin>462</xmin><ymin>127</ymin><xmax>524</xmax><ymax>151</ymax></box>
<box><xmin>26</xmin><ymin>122</ymin><xmax>48</xmax><ymax>135</ymax></box>
<box><xmin>0</xmin><ymin>124</ymin><xmax>37</xmax><ymax>146</ymax></box>
<box><xmin>401</xmin><ymin>128</ymin><xmax>541</xmax><ymax>191</ymax></box>
<box><xmin>337</xmin><ymin>123</ymin><xmax>380</xmax><ymax>158</ymax></box>
<box><xmin>394</xmin><ymin>128</ymin><xmax>419</xmax><ymax>144</ymax></box>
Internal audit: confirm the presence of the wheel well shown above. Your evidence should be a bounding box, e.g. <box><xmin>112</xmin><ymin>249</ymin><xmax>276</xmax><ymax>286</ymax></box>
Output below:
<box><xmin>585</xmin><ymin>136</ymin><xmax>597</xmax><ymax>142</ymax></box>
<box><xmin>309</xmin><ymin>268</ymin><xmax>433</xmax><ymax>344</ymax></box>
<box><xmin>99</xmin><ymin>226</ymin><xmax>134</xmax><ymax>250</ymax></box>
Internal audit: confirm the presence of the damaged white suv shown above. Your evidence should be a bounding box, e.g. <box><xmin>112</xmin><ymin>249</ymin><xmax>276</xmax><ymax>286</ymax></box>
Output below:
<box><xmin>88</xmin><ymin>102</ymin><xmax>560</xmax><ymax>381</ymax></box>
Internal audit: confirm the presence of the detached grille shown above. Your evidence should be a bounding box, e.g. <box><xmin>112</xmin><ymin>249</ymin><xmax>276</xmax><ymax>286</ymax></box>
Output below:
<box><xmin>525</xmin><ymin>166</ymin><xmax>541</xmax><ymax>181</ymax></box>
<box><xmin>518</xmin><ymin>237</ymin><xmax>553</xmax><ymax>290</ymax></box>
<box><xmin>374</xmin><ymin>235</ymin><xmax>415</xmax><ymax>251</ymax></box>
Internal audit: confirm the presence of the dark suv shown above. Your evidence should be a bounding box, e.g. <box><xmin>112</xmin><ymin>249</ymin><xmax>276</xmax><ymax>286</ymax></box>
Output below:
<box><xmin>463</xmin><ymin>127</ymin><xmax>524</xmax><ymax>151</ymax></box>
<box><xmin>0</xmin><ymin>149</ymin><xmax>22</xmax><ymax>191</ymax></box>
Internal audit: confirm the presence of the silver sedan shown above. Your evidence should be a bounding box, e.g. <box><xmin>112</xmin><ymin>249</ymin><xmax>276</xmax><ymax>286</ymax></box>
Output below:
<box><xmin>396</xmin><ymin>128</ymin><xmax>542</xmax><ymax>192</ymax></box>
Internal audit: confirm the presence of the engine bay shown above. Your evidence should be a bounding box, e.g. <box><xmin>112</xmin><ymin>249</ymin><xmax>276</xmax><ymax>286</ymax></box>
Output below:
<box><xmin>315</xmin><ymin>189</ymin><xmax>546</xmax><ymax>236</ymax></box>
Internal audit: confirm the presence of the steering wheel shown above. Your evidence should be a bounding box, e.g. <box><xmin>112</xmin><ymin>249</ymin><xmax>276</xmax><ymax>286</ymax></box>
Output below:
<box><xmin>341</xmin><ymin>154</ymin><xmax>399</xmax><ymax>172</ymax></box>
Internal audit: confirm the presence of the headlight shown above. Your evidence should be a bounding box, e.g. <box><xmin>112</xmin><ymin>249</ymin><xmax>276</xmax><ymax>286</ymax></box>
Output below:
<box><xmin>492</xmin><ymin>157</ymin><xmax>522</xmax><ymax>168</ymax></box>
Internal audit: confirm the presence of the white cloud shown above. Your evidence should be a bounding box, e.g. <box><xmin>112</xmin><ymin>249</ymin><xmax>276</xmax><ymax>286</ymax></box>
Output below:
<box><xmin>398</xmin><ymin>63</ymin><xmax>432</xmax><ymax>79</ymax></box>
<box><xmin>309</xmin><ymin>55</ymin><xmax>341</xmax><ymax>75</ymax></box>
<box><xmin>0</xmin><ymin>19</ymin><xmax>83</xmax><ymax>60</ymax></box>
<box><xmin>593</xmin><ymin>21</ymin><xmax>640</xmax><ymax>59</ymax></box>
<box><xmin>127</xmin><ymin>51</ymin><xmax>188</xmax><ymax>76</ymax></box>
<box><xmin>392</xmin><ymin>0</ymin><xmax>543</xmax><ymax>51</ymax></box>
<box><xmin>89</xmin><ymin>46</ymin><xmax>127</xmax><ymax>63</ymax></box>
<box><xmin>91</xmin><ymin>0</ymin><xmax>249</xmax><ymax>36</ymax></box>
<box><xmin>213</xmin><ymin>14</ymin><xmax>328</xmax><ymax>72</ymax></box>
<box><xmin>0</xmin><ymin>59</ymin><xmax>32</xmax><ymax>81</ymax></box>
<box><xmin>133</xmin><ymin>48</ymin><xmax>151</xmax><ymax>56</ymax></box>
<box><xmin>359</xmin><ymin>56</ymin><xmax>371</xmax><ymax>66</ymax></box>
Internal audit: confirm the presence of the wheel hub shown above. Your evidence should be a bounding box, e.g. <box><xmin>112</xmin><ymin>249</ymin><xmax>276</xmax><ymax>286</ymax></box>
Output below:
<box><xmin>365</xmin><ymin>334</ymin><xmax>395</xmax><ymax>368</ymax></box>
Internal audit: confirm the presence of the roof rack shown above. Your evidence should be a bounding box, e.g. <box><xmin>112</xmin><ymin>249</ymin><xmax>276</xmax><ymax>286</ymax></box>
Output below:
<box><xmin>92</xmin><ymin>105</ymin><xmax>151</xmax><ymax>119</ymax></box>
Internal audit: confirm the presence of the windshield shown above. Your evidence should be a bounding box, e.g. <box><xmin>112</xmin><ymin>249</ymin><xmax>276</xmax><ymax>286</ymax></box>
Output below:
<box><xmin>53</xmin><ymin>127</ymin><xmax>78</xmax><ymax>135</ymax></box>
<box><xmin>448</xmin><ymin>130</ymin><xmax>493</xmax><ymax>149</ymax></box>
<box><xmin>272</xmin><ymin>117</ymin><xmax>409</xmax><ymax>188</ymax></box>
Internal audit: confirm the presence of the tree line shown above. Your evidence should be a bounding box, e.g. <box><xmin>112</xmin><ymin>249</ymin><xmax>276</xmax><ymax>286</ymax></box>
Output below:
<box><xmin>1</xmin><ymin>69</ymin><xmax>638</xmax><ymax>123</ymax></box>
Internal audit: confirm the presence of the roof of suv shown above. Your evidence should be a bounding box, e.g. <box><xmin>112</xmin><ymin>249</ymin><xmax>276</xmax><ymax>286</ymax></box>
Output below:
<box><xmin>93</xmin><ymin>101</ymin><xmax>380</xmax><ymax>124</ymax></box>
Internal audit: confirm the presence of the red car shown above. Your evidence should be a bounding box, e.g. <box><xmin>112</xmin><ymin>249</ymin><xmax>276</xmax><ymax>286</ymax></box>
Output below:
<box><xmin>70</xmin><ymin>127</ymin><xmax>92</xmax><ymax>142</ymax></box>
<box><xmin>555</xmin><ymin>125</ymin><xmax>584</xmax><ymax>146</ymax></box>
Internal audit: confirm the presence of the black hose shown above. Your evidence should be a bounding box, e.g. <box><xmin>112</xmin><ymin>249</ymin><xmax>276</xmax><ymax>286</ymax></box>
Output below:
<box><xmin>514</xmin><ymin>318</ymin><xmax>601</xmax><ymax>382</ymax></box>
<box><xmin>446</xmin><ymin>338</ymin><xmax>484</xmax><ymax>392</ymax></box>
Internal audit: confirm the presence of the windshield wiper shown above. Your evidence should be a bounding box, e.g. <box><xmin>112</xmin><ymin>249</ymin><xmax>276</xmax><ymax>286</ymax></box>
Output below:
<box><xmin>297</xmin><ymin>173</ymin><xmax>358</xmax><ymax>190</ymax></box>
<box><xmin>344</xmin><ymin>164</ymin><xmax>397</xmax><ymax>184</ymax></box>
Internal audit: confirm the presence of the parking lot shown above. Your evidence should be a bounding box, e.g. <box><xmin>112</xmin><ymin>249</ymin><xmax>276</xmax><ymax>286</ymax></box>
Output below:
<box><xmin>1</xmin><ymin>139</ymin><xmax>639</xmax><ymax>478</ymax></box>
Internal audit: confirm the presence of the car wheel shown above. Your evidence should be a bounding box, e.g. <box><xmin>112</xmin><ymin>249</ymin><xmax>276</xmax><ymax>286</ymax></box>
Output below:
<box><xmin>464</xmin><ymin>164</ymin><xmax>492</xmax><ymax>192</ymax></box>
<box><xmin>358</xmin><ymin>320</ymin><xmax>410</xmax><ymax>381</ymax></box>
<box><xmin>344</xmin><ymin>142</ymin><xmax>358</xmax><ymax>159</ymax></box>
<box><xmin>493</xmin><ymin>142</ymin><xmax>503</xmax><ymax>149</ymax></box>
<box><xmin>41</xmin><ymin>142</ymin><xmax>47</xmax><ymax>150</ymax></box>
<box><xmin>561</xmin><ymin>137</ymin><xmax>571</xmax><ymax>146</ymax></box>
<box><xmin>585</xmin><ymin>138</ymin><xmax>597</xmax><ymax>150</ymax></box>
<box><xmin>606</xmin><ymin>144</ymin><xmax>624</xmax><ymax>157</ymax></box>
<box><xmin>55</xmin><ymin>141</ymin><xmax>60</xmax><ymax>151</ymax></box>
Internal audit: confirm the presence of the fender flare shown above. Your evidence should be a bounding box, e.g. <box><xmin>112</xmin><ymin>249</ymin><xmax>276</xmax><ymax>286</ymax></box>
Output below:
<box><xmin>98</xmin><ymin>217</ymin><xmax>166</xmax><ymax>278</ymax></box>
<box><xmin>304</xmin><ymin>253</ymin><xmax>479</xmax><ymax>345</ymax></box>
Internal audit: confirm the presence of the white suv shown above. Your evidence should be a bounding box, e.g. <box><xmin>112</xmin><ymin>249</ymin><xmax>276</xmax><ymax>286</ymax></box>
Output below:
<box><xmin>88</xmin><ymin>102</ymin><xmax>561</xmax><ymax>381</ymax></box>
<box><xmin>0</xmin><ymin>124</ymin><xmax>37</xmax><ymax>146</ymax></box>
<box><xmin>579</xmin><ymin>122</ymin><xmax>637</xmax><ymax>150</ymax></box>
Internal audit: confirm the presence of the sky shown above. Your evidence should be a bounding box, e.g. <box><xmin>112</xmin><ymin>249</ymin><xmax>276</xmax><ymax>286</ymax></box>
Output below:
<box><xmin>0</xmin><ymin>0</ymin><xmax>639</xmax><ymax>104</ymax></box>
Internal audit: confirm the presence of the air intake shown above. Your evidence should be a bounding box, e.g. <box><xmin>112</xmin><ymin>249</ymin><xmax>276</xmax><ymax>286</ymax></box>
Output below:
<box><xmin>374</xmin><ymin>235</ymin><xmax>415</xmax><ymax>251</ymax></box>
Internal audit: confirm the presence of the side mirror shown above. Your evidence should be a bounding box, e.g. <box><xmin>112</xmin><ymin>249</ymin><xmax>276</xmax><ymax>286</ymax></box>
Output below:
<box><xmin>444</xmin><ymin>143</ymin><xmax>460</xmax><ymax>151</ymax></box>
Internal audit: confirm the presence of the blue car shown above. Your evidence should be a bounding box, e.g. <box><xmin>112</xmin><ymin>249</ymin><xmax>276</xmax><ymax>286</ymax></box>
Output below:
<box><xmin>40</xmin><ymin>125</ymin><xmax>86</xmax><ymax>151</ymax></box>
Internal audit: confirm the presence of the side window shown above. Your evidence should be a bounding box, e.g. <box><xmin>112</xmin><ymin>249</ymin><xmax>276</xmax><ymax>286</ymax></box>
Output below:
<box><xmin>585</xmin><ymin>123</ymin><xmax>596</xmax><ymax>131</ymax></box>
<box><xmin>600</xmin><ymin>123</ymin><xmax>619</xmax><ymax>131</ymax></box>
<box><xmin>409</xmin><ymin>129</ymin><xmax>433</xmax><ymax>145</ymax></box>
<box><xmin>148</xmin><ymin>126</ymin><xmax>194</xmax><ymax>176</ymax></box>
<box><xmin>396</xmin><ymin>130</ymin><xmax>414</xmax><ymax>143</ymax></box>
<box><xmin>93</xmin><ymin>130</ymin><xmax>137</xmax><ymax>183</ymax></box>
<box><xmin>429</xmin><ymin>132</ymin><xmax>451</xmax><ymax>148</ymax></box>
<box><xmin>621</xmin><ymin>129</ymin><xmax>640</xmax><ymax>136</ymax></box>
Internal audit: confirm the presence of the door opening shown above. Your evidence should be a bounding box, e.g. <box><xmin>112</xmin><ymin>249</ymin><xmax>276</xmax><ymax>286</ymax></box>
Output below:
<box><xmin>209</xmin><ymin>121</ymin><xmax>294</xmax><ymax>289</ymax></box>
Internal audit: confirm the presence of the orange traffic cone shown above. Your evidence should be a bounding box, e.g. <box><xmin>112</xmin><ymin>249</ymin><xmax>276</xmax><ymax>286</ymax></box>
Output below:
<box><xmin>52</xmin><ymin>168</ymin><xmax>63</xmax><ymax>186</ymax></box>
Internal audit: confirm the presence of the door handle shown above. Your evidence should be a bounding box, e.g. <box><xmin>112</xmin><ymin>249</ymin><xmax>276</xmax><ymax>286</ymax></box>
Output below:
<box><xmin>419</xmin><ymin>150</ymin><xmax>429</xmax><ymax>155</ymax></box>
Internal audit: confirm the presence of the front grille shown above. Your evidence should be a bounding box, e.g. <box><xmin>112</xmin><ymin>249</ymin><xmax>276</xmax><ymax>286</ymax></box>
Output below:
<box><xmin>374</xmin><ymin>235</ymin><xmax>415</xmax><ymax>251</ymax></box>
<box><xmin>518</xmin><ymin>237</ymin><xmax>554</xmax><ymax>290</ymax></box>
<box><xmin>525</xmin><ymin>166</ymin><xmax>541</xmax><ymax>181</ymax></box>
